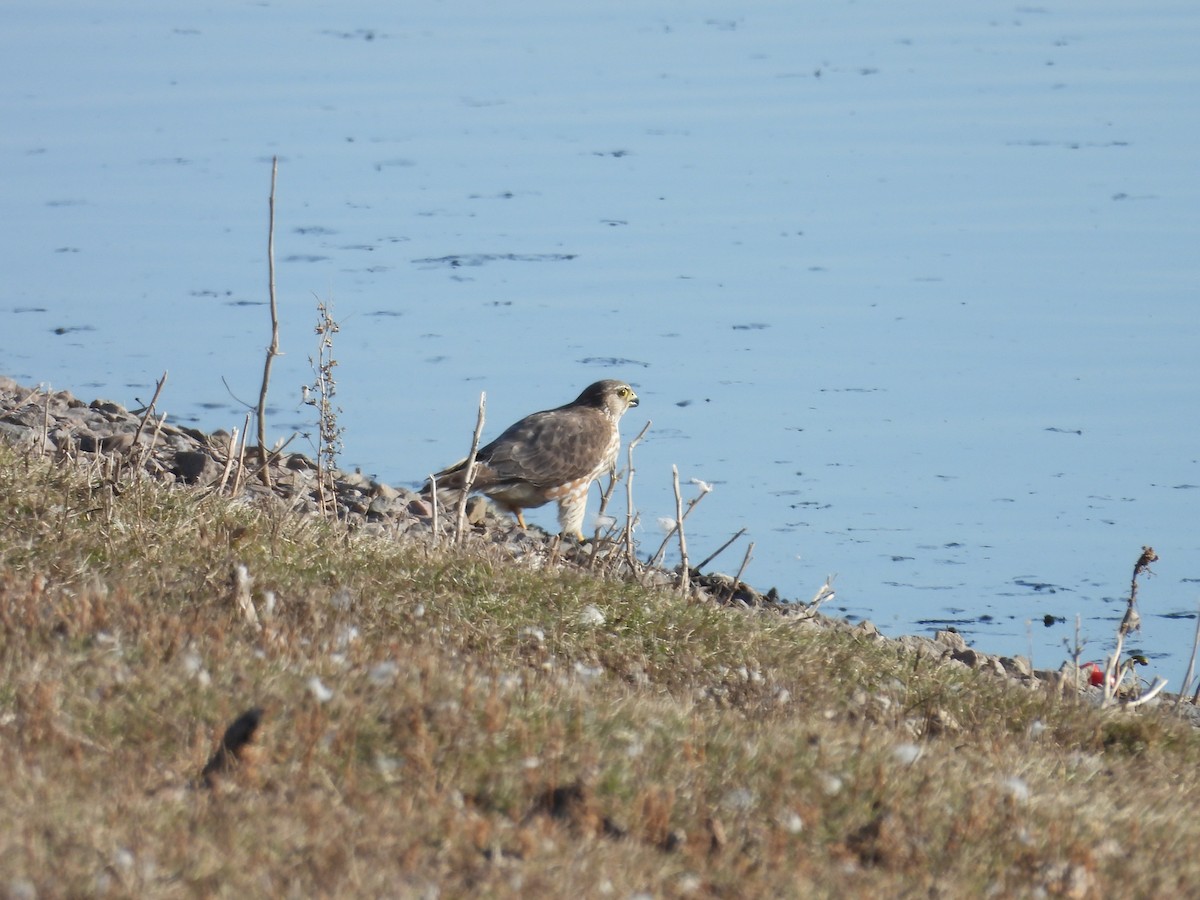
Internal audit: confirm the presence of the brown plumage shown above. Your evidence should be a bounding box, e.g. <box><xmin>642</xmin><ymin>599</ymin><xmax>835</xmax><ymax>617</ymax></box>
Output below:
<box><xmin>431</xmin><ymin>379</ymin><xmax>639</xmax><ymax>539</ymax></box>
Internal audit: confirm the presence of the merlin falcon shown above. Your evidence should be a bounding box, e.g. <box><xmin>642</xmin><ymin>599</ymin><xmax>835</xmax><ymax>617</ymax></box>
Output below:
<box><xmin>431</xmin><ymin>379</ymin><xmax>640</xmax><ymax>540</ymax></box>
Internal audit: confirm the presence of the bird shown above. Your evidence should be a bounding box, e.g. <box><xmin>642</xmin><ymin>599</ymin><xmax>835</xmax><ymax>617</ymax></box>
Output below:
<box><xmin>430</xmin><ymin>379</ymin><xmax>640</xmax><ymax>540</ymax></box>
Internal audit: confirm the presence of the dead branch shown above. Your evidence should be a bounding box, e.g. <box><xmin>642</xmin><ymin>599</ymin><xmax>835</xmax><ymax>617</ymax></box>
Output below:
<box><xmin>453</xmin><ymin>392</ymin><xmax>486</xmax><ymax>546</ymax></box>
<box><xmin>256</xmin><ymin>156</ymin><xmax>282</xmax><ymax>488</ymax></box>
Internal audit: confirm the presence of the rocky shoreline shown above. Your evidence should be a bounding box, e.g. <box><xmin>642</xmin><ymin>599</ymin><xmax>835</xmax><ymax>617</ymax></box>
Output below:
<box><xmin>0</xmin><ymin>375</ymin><xmax>1165</xmax><ymax>709</ymax></box>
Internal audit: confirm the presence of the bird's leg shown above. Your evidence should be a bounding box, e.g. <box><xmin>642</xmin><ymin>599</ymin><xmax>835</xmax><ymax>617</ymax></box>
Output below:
<box><xmin>515</xmin><ymin>510</ymin><xmax>528</xmax><ymax>529</ymax></box>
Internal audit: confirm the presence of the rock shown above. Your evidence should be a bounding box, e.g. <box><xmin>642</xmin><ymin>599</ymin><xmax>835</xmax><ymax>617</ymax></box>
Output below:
<box><xmin>372</xmin><ymin>481</ymin><xmax>400</xmax><ymax>501</ymax></box>
<box><xmin>465</xmin><ymin>496</ymin><xmax>488</xmax><ymax>525</ymax></box>
<box><xmin>934</xmin><ymin>629</ymin><xmax>968</xmax><ymax>652</ymax></box>
<box><xmin>1000</xmin><ymin>656</ymin><xmax>1033</xmax><ymax>678</ymax></box>
<box><xmin>951</xmin><ymin>648</ymin><xmax>983</xmax><ymax>669</ymax></box>
<box><xmin>172</xmin><ymin>450</ymin><xmax>215</xmax><ymax>483</ymax></box>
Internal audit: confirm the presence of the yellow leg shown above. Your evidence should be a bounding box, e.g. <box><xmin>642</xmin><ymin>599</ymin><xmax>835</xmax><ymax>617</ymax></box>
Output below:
<box><xmin>515</xmin><ymin>510</ymin><xmax>528</xmax><ymax>529</ymax></box>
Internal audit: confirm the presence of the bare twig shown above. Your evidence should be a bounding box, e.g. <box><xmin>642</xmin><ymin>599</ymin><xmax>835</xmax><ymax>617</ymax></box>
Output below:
<box><xmin>694</xmin><ymin>527</ymin><xmax>746</xmax><ymax>573</ymax></box>
<box><xmin>730</xmin><ymin>541</ymin><xmax>754</xmax><ymax>603</ymax></box>
<box><xmin>232</xmin><ymin>413</ymin><xmax>252</xmax><ymax>497</ymax></box>
<box><xmin>256</xmin><ymin>156</ymin><xmax>282</xmax><ymax>488</ymax></box>
<box><xmin>1124</xmin><ymin>677</ymin><xmax>1168</xmax><ymax>709</ymax></box>
<box><xmin>808</xmin><ymin>575</ymin><xmax>836</xmax><ymax>612</ymax></box>
<box><xmin>130</xmin><ymin>371</ymin><xmax>167</xmax><ymax>455</ymax></box>
<box><xmin>453</xmin><ymin>392</ymin><xmax>486</xmax><ymax>546</ymax></box>
<box><xmin>216</xmin><ymin>427</ymin><xmax>239</xmax><ymax>494</ymax></box>
<box><xmin>620</xmin><ymin>420</ymin><xmax>651</xmax><ymax>570</ymax></box>
<box><xmin>649</xmin><ymin>478</ymin><xmax>711</xmax><ymax>568</ymax></box>
<box><xmin>1174</xmin><ymin>600</ymin><xmax>1200</xmax><ymax>713</ymax></box>
<box><xmin>672</xmin><ymin>465</ymin><xmax>689</xmax><ymax>597</ymax></box>
<box><xmin>428</xmin><ymin>472</ymin><xmax>440</xmax><ymax>539</ymax></box>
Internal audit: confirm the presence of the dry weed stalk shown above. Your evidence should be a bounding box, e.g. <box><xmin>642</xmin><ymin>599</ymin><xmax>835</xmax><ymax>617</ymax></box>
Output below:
<box><xmin>304</xmin><ymin>301</ymin><xmax>344</xmax><ymax>519</ymax></box>
<box><xmin>1103</xmin><ymin>546</ymin><xmax>1158</xmax><ymax>704</ymax></box>
<box><xmin>453</xmin><ymin>392</ymin><xmax>486</xmax><ymax>546</ymax></box>
<box><xmin>256</xmin><ymin>156</ymin><xmax>282</xmax><ymax>488</ymax></box>
<box><xmin>671</xmin><ymin>466</ymin><xmax>690</xmax><ymax>596</ymax></box>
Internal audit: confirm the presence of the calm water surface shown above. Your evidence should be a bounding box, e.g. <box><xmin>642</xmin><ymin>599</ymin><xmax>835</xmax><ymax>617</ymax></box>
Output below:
<box><xmin>4</xmin><ymin>1</ymin><xmax>1199</xmax><ymax>675</ymax></box>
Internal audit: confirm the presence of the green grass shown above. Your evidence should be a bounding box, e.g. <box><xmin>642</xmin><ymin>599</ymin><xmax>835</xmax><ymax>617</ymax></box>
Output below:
<box><xmin>3</xmin><ymin>441</ymin><xmax>1200</xmax><ymax>897</ymax></box>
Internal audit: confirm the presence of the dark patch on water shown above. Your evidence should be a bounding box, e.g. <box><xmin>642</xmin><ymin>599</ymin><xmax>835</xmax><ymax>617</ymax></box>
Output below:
<box><xmin>1008</xmin><ymin>139</ymin><xmax>1130</xmax><ymax>149</ymax></box>
<box><xmin>592</xmin><ymin>149</ymin><xmax>631</xmax><ymax>158</ymax></box>
<box><xmin>601</xmin><ymin>219</ymin><xmax>627</xmax><ymax>227</ymax></box>
<box><xmin>52</xmin><ymin>325</ymin><xmax>94</xmax><ymax>336</ymax></box>
<box><xmin>366</xmin><ymin>310</ymin><xmax>404</xmax><ymax>317</ymax></box>
<box><xmin>1045</xmin><ymin>426</ymin><xmax>1082</xmax><ymax>435</ymax></box>
<box><xmin>732</xmin><ymin>323</ymin><xmax>769</xmax><ymax>330</ymax></box>
<box><xmin>14</xmin><ymin>306</ymin><xmax>46</xmax><ymax>314</ymax></box>
<box><xmin>1172</xmin><ymin>484</ymin><xmax>1200</xmax><ymax>490</ymax></box>
<box><xmin>295</xmin><ymin>226</ymin><xmax>337</xmax><ymax>236</ymax></box>
<box><xmin>322</xmin><ymin>28</ymin><xmax>386</xmax><ymax>41</ymax></box>
<box><xmin>374</xmin><ymin>158</ymin><xmax>415</xmax><ymax>171</ymax></box>
<box><xmin>225</xmin><ymin>299</ymin><xmax>265</xmax><ymax>307</ymax></box>
<box><xmin>916</xmin><ymin>617</ymin><xmax>977</xmax><ymax>627</ymax></box>
<box><xmin>579</xmin><ymin>357</ymin><xmax>650</xmax><ymax>368</ymax></box>
<box><xmin>1159</xmin><ymin>610</ymin><xmax>1198</xmax><ymax>620</ymax></box>
<box><xmin>54</xmin><ymin>247</ymin><xmax>81</xmax><ymax>253</ymax></box>
<box><xmin>819</xmin><ymin>386</ymin><xmax>881</xmax><ymax>393</ymax></box>
<box><xmin>413</xmin><ymin>253</ymin><xmax>577</xmax><ymax>268</ymax></box>
<box><xmin>1012</xmin><ymin>578</ymin><xmax>1072</xmax><ymax>594</ymax></box>
<box><xmin>284</xmin><ymin>254</ymin><xmax>329</xmax><ymax>263</ymax></box>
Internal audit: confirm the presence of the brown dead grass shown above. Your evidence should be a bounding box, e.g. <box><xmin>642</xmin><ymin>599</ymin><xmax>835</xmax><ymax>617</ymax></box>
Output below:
<box><xmin>3</xmin><ymin>443</ymin><xmax>1200</xmax><ymax>898</ymax></box>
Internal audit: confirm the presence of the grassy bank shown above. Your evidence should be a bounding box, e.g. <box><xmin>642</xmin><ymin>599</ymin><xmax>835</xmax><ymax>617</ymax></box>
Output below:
<box><xmin>2</xmin><ymin>441</ymin><xmax>1199</xmax><ymax>898</ymax></box>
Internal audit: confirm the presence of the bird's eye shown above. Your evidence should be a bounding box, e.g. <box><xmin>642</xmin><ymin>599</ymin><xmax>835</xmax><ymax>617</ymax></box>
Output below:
<box><xmin>618</xmin><ymin>387</ymin><xmax>629</xmax><ymax>398</ymax></box>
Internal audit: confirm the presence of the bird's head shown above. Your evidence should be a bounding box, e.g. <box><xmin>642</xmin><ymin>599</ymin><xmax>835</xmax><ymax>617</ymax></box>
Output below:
<box><xmin>575</xmin><ymin>379</ymin><xmax>639</xmax><ymax>418</ymax></box>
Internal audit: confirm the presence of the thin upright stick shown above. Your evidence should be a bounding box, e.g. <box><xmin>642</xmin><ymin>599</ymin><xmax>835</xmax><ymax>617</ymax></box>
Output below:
<box><xmin>731</xmin><ymin>541</ymin><xmax>755</xmax><ymax>603</ymax></box>
<box><xmin>672</xmin><ymin>465</ymin><xmax>690</xmax><ymax>597</ymax></box>
<box><xmin>232</xmin><ymin>413</ymin><xmax>252</xmax><ymax>496</ymax></box>
<box><xmin>650</xmin><ymin>485</ymin><xmax>710</xmax><ymax>568</ymax></box>
<box><xmin>216</xmin><ymin>427</ymin><xmax>239</xmax><ymax>494</ymax></box>
<box><xmin>621</xmin><ymin>421</ymin><xmax>651</xmax><ymax>569</ymax></box>
<box><xmin>256</xmin><ymin>156</ymin><xmax>281</xmax><ymax>488</ymax></box>
<box><xmin>454</xmin><ymin>392</ymin><xmax>486</xmax><ymax>546</ymax></box>
<box><xmin>1174</xmin><ymin>600</ymin><xmax>1200</xmax><ymax>713</ymax></box>
<box><xmin>428</xmin><ymin>472</ymin><xmax>440</xmax><ymax>539</ymax></box>
<box><xmin>130</xmin><ymin>371</ymin><xmax>168</xmax><ymax>454</ymax></box>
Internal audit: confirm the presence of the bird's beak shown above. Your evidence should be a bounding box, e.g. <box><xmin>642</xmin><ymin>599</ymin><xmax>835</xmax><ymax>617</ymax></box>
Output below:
<box><xmin>629</xmin><ymin>393</ymin><xmax>639</xmax><ymax>407</ymax></box>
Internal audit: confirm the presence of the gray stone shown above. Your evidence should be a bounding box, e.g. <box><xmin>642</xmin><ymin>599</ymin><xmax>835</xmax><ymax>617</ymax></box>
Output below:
<box><xmin>934</xmin><ymin>630</ymin><xmax>968</xmax><ymax>652</ymax></box>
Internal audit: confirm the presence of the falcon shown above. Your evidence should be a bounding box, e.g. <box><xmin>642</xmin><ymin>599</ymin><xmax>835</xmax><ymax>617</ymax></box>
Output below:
<box><xmin>431</xmin><ymin>379</ymin><xmax>640</xmax><ymax>540</ymax></box>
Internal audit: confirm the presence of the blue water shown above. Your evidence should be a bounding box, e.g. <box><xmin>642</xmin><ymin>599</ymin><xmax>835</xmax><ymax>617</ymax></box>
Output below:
<box><xmin>4</xmin><ymin>0</ymin><xmax>1198</xmax><ymax>677</ymax></box>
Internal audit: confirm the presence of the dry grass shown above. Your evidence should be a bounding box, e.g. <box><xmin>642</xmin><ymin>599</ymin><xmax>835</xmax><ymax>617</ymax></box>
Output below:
<box><xmin>3</xmin><ymin>443</ymin><xmax>1200</xmax><ymax>898</ymax></box>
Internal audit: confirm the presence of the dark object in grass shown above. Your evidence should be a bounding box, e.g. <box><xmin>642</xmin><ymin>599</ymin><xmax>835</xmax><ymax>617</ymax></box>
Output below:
<box><xmin>201</xmin><ymin>707</ymin><xmax>264</xmax><ymax>788</ymax></box>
